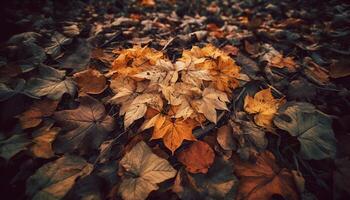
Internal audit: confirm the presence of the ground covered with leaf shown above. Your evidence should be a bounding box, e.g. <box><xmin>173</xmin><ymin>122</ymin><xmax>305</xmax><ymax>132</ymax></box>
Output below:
<box><xmin>1</xmin><ymin>0</ymin><xmax>350</xmax><ymax>199</ymax></box>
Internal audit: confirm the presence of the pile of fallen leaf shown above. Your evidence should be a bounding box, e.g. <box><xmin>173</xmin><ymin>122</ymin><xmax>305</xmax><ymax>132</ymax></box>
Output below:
<box><xmin>1</xmin><ymin>0</ymin><xmax>350</xmax><ymax>200</ymax></box>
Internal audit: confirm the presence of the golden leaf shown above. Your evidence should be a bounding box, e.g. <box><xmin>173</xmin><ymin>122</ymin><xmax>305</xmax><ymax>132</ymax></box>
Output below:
<box><xmin>244</xmin><ymin>88</ymin><xmax>285</xmax><ymax>128</ymax></box>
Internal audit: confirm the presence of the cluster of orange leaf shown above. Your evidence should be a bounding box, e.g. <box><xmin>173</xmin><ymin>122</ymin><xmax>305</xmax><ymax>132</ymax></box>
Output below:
<box><xmin>108</xmin><ymin>45</ymin><xmax>240</xmax><ymax>153</ymax></box>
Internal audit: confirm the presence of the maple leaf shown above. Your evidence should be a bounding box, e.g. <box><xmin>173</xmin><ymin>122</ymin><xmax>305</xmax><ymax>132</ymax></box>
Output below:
<box><xmin>123</xmin><ymin>93</ymin><xmax>163</xmax><ymax>128</ymax></box>
<box><xmin>176</xmin><ymin>54</ymin><xmax>211</xmax><ymax>87</ymax></box>
<box><xmin>109</xmin><ymin>75</ymin><xmax>162</xmax><ymax>128</ymax></box>
<box><xmin>25</xmin><ymin>64</ymin><xmax>76</xmax><ymax>100</ymax></box>
<box><xmin>53</xmin><ymin>94</ymin><xmax>115</xmax><ymax>154</ymax></box>
<box><xmin>233</xmin><ymin>151</ymin><xmax>299</xmax><ymax>200</ymax></box>
<box><xmin>118</xmin><ymin>141</ymin><xmax>176</xmax><ymax>200</ymax></box>
<box><xmin>26</xmin><ymin>155</ymin><xmax>93</xmax><ymax>200</ymax></box>
<box><xmin>73</xmin><ymin>69</ymin><xmax>107</xmax><ymax>94</ymax></box>
<box><xmin>208</xmin><ymin>55</ymin><xmax>240</xmax><ymax>92</ymax></box>
<box><xmin>274</xmin><ymin>102</ymin><xmax>336</xmax><ymax>160</ymax></box>
<box><xmin>191</xmin><ymin>87</ymin><xmax>229</xmax><ymax>123</ymax></box>
<box><xmin>111</xmin><ymin>46</ymin><xmax>163</xmax><ymax>78</ymax></box>
<box><xmin>133</xmin><ymin>59</ymin><xmax>184</xmax><ymax>85</ymax></box>
<box><xmin>177</xmin><ymin>141</ymin><xmax>215</xmax><ymax>174</ymax></box>
<box><xmin>244</xmin><ymin>88</ymin><xmax>285</xmax><ymax>128</ymax></box>
<box><xmin>148</xmin><ymin>114</ymin><xmax>198</xmax><ymax>153</ymax></box>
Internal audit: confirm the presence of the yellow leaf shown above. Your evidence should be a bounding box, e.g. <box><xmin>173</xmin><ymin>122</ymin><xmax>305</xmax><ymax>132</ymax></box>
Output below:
<box><xmin>244</xmin><ymin>88</ymin><xmax>285</xmax><ymax>128</ymax></box>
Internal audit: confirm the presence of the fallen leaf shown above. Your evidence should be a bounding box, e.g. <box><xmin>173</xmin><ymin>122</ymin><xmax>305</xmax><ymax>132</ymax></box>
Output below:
<box><xmin>192</xmin><ymin>87</ymin><xmax>229</xmax><ymax>123</ymax></box>
<box><xmin>133</xmin><ymin>59</ymin><xmax>183</xmax><ymax>85</ymax></box>
<box><xmin>45</xmin><ymin>32</ymin><xmax>72</xmax><ymax>59</ymax></box>
<box><xmin>53</xmin><ymin>94</ymin><xmax>115</xmax><ymax>154</ymax></box>
<box><xmin>233</xmin><ymin>151</ymin><xmax>299</xmax><ymax>200</ymax></box>
<box><xmin>244</xmin><ymin>40</ymin><xmax>259</xmax><ymax>55</ymax></box>
<box><xmin>58</xmin><ymin>39</ymin><xmax>91</xmax><ymax>72</ymax></box>
<box><xmin>177</xmin><ymin>141</ymin><xmax>215</xmax><ymax>174</ymax></box>
<box><xmin>221</xmin><ymin>44</ymin><xmax>239</xmax><ymax>56</ymax></box>
<box><xmin>30</xmin><ymin>122</ymin><xmax>60</xmax><ymax>159</ymax></box>
<box><xmin>274</xmin><ymin>102</ymin><xmax>337</xmax><ymax>160</ymax></box>
<box><xmin>25</xmin><ymin>64</ymin><xmax>76</xmax><ymax>100</ymax></box>
<box><xmin>216</xmin><ymin>124</ymin><xmax>236</xmax><ymax>151</ymax></box>
<box><xmin>17</xmin><ymin>99</ymin><xmax>58</xmax><ymax>129</ymax></box>
<box><xmin>173</xmin><ymin>157</ymin><xmax>238</xmax><ymax>199</ymax></box>
<box><xmin>244</xmin><ymin>88</ymin><xmax>285</xmax><ymax>128</ymax></box>
<box><xmin>0</xmin><ymin>134</ymin><xmax>31</xmax><ymax>161</ymax></box>
<box><xmin>303</xmin><ymin>57</ymin><xmax>329</xmax><ymax>85</ymax></box>
<box><xmin>151</xmin><ymin>115</ymin><xmax>198</xmax><ymax>153</ymax></box>
<box><xmin>118</xmin><ymin>141</ymin><xmax>176</xmax><ymax>200</ymax></box>
<box><xmin>330</xmin><ymin>59</ymin><xmax>350</xmax><ymax>78</ymax></box>
<box><xmin>26</xmin><ymin>155</ymin><xmax>93</xmax><ymax>200</ymax></box>
<box><xmin>0</xmin><ymin>79</ymin><xmax>27</xmax><ymax>102</ymax></box>
<box><xmin>73</xmin><ymin>69</ymin><xmax>107</xmax><ymax>94</ymax></box>
<box><xmin>124</xmin><ymin>93</ymin><xmax>163</xmax><ymax>128</ymax></box>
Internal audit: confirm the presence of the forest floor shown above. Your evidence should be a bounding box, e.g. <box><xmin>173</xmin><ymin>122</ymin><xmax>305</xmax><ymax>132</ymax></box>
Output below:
<box><xmin>1</xmin><ymin>0</ymin><xmax>350</xmax><ymax>200</ymax></box>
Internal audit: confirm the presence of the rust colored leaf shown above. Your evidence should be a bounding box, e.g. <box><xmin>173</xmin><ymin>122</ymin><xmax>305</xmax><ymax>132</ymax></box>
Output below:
<box><xmin>177</xmin><ymin>141</ymin><xmax>215</xmax><ymax>174</ymax></box>
<box><xmin>73</xmin><ymin>69</ymin><xmax>107</xmax><ymax>94</ymax></box>
<box><xmin>17</xmin><ymin>99</ymin><xmax>58</xmax><ymax>129</ymax></box>
<box><xmin>233</xmin><ymin>151</ymin><xmax>299</xmax><ymax>200</ymax></box>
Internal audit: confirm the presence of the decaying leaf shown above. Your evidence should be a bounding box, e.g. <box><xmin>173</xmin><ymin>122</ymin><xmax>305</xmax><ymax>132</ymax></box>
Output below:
<box><xmin>25</xmin><ymin>64</ymin><xmax>76</xmax><ymax>100</ymax></box>
<box><xmin>17</xmin><ymin>99</ymin><xmax>58</xmax><ymax>129</ymax></box>
<box><xmin>26</xmin><ymin>155</ymin><xmax>93</xmax><ymax>200</ymax></box>
<box><xmin>118</xmin><ymin>141</ymin><xmax>176</xmax><ymax>200</ymax></box>
<box><xmin>177</xmin><ymin>141</ymin><xmax>215</xmax><ymax>174</ymax></box>
<box><xmin>73</xmin><ymin>68</ymin><xmax>107</xmax><ymax>94</ymax></box>
<box><xmin>233</xmin><ymin>151</ymin><xmax>299</xmax><ymax>200</ymax></box>
<box><xmin>274</xmin><ymin>102</ymin><xmax>336</xmax><ymax>160</ymax></box>
<box><xmin>53</xmin><ymin>94</ymin><xmax>115</xmax><ymax>154</ymax></box>
<box><xmin>244</xmin><ymin>88</ymin><xmax>285</xmax><ymax>128</ymax></box>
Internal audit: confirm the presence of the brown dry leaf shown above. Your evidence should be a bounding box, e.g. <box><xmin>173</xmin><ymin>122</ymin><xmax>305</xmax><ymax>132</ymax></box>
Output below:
<box><xmin>244</xmin><ymin>88</ymin><xmax>285</xmax><ymax>128</ymax></box>
<box><xmin>207</xmin><ymin>23</ymin><xmax>225</xmax><ymax>38</ymax></box>
<box><xmin>133</xmin><ymin>59</ymin><xmax>183</xmax><ymax>85</ymax></box>
<box><xmin>124</xmin><ymin>93</ymin><xmax>163</xmax><ymax>128</ymax></box>
<box><xmin>191</xmin><ymin>87</ymin><xmax>229</xmax><ymax>123</ymax></box>
<box><xmin>233</xmin><ymin>151</ymin><xmax>299</xmax><ymax>200</ymax></box>
<box><xmin>73</xmin><ymin>69</ymin><xmax>107</xmax><ymax>94</ymax></box>
<box><xmin>221</xmin><ymin>44</ymin><xmax>239</xmax><ymax>56</ymax></box>
<box><xmin>270</xmin><ymin>54</ymin><xmax>297</xmax><ymax>71</ymax></box>
<box><xmin>262</xmin><ymin>44</ymin><xmax>298</xmax><ymax>72</ymax></box>
<box><xmin>30</xmin><ymin>122</ymin><xmax>60</xmax><ymax>159</ymax></box>
<box><xmin>244</xmin><ymin>40</ymin><xmax>259</xmax><ymax>55</ymax></box>
<box><xmin>17</xmin><ymin>99</ymin><xmax>58</xmax><ymax>129</ymax></box>
<box><xmin>330</xmin><ymin>59</ymin><xmax>350</xmax><ymax>78</ymax></box>
<box><xmin>177</xmin><ymin>141</ymin><xmax>215</xmax><ymax>174</ymax></box>
<box><xmin>151</xmin><ymin>116</ymin><xmax>198</xmax><ymax>154</ymax></box>
<box><xmin>303</xmin><ymin>57</ymin><xmax>329</xmax><ymax>85</ymax></box>
<box><xmin>216</xmin><ymin>124</ymin><xmax>236</xmax><ymax>151</ymax></box>
<box><xmin>91</xmin><ymin>48</ymin><xmax>115</xmax><ymax>65</ymax></box>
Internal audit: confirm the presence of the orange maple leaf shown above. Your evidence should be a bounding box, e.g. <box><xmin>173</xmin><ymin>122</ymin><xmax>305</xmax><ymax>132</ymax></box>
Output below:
<box><xmin>233</xmin><ymin>151</ymin><xmax>299</xmax><ymax>200</ymax></box>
